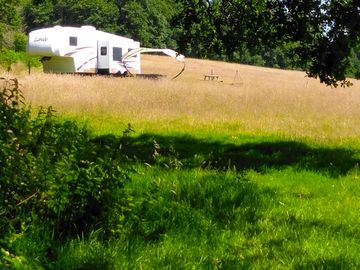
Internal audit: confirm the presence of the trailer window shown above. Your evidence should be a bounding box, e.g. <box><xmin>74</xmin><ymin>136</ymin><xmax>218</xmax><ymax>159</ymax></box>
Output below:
<box><xmin>69</xmin><ymin>36</ymin><xmax>77</xmax><ymax>46</ymax></box>
<box><xmin>113</xmin><ymin>47</ymin><xmax>122</xmax><ymax>61</ymax></box>
<box><xmin>100</xmin><ymin>47</ymin><xmax>107</xmax><ymax>56</ymax></box>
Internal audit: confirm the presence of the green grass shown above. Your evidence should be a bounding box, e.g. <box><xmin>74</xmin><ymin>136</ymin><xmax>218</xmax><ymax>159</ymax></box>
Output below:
<box><xmin>49</xmin><ymin>166</ymin><xmax>360</xmax><ymax>269</ymax></box>
<box><xmin>7</xmin><ymin>114</ymin><xmax>360</xmax><ymax>269</ymax></box>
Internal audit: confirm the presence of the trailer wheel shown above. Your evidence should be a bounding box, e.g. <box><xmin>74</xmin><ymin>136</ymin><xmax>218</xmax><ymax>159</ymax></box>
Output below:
<box><xmin>115</xmin><ymin>70</ymin><xmax>128</xmax><ymax>77</ymax></box>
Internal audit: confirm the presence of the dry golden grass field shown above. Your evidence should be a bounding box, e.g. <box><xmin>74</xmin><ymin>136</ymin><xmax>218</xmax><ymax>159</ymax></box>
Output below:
<box><xmin>5</xmin><ymin>55</ymin><xmax>360</xmax><ymax>144</ymax></box>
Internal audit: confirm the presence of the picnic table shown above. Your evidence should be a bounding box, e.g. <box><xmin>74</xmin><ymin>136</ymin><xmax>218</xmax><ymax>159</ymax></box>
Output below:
<box><xmin>204</xmin><ymin>74</ymin><xmax>220</xmax><ymax>81</ymax></box>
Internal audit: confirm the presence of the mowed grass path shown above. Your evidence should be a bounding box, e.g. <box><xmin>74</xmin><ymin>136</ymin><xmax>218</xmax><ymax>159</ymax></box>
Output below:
<box><xmin>10</xmin><ymin>56</ymin><xmax>360</xmax><ymax>268</ymax></box>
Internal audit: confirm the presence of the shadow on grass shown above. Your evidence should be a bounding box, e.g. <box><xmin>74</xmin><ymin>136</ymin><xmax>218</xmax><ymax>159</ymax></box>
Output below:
<box><xmin>65</xmin><ymin>132</ymin><xmax>360</xmax><ymax>269</ymax></box>
<box><xmin>92</xmin><ymin>133</ymin><xmax>360</xmax><ymax>177</ymax></box>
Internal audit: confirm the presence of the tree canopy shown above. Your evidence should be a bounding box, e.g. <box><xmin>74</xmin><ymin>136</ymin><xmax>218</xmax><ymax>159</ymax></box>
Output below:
<box><xmin>4</xmin><ymin>0</ymin><xmax>360</xmax><ymax>86</ymax></box>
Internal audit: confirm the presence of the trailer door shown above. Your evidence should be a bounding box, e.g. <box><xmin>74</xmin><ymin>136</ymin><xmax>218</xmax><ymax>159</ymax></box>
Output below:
<box><xmin>97</xmin><ymin>41</ymin><xmax>110</xmax><ymax>74</ymax></box>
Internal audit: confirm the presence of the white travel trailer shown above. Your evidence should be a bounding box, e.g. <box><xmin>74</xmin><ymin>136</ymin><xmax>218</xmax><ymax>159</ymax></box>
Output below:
<box><xmin>27</xmin><ymin>25</ymin><xmax>141</xmax><ymax>75</ymax></box>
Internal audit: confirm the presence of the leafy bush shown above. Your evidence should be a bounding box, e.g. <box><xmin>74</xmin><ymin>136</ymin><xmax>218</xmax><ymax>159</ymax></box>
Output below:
<box><xmin>0</xmin><ymin>49</ymin><xmax>41</xmax><ymax>71</ymax></box>
<box><xmin>0</xmin><ymin>77</ymin><xmax>130</xmax><ymax>268</ymax></box>
<box><xmin>13</xmin><ymin>33</ymin><xmax>27</xmax><ymax>52</ymax></box>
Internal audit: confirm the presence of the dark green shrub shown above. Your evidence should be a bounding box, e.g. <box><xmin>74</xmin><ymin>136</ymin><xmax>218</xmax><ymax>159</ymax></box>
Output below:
<box><xmin>13</xmin><ymin>33</ymin><xmax>27</xmax><ymax>52</ymax></box>
<box><xmin>0</xmin><ymin>77</ymin><xmax>130</xmax><ymax>268</ymax></box>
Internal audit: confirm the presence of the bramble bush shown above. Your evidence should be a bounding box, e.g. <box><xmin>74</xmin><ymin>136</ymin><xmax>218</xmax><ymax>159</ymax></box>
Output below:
<box><xmin>0</xmin><ymin>77</ymin><xmax>130</xmax><ymax>268</ymax></box>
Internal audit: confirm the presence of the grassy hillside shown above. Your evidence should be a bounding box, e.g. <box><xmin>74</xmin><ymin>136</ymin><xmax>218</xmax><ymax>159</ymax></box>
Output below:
<box><xmin>3</xmin><ymin>56</ymin><xmax>360</xmax><ymax>269</ymax></box>
<box><xmin>19</xmin><ymin>55</ymin><xmax>360</xmax><ymax>142</ymax></box>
